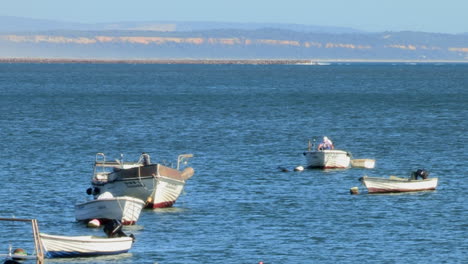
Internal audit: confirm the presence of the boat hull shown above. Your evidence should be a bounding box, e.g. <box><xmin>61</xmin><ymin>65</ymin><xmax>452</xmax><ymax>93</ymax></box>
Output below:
<box><xmin>150</xmin><ymin>176</ymin><xmax>186</xmax><ymax>208</ymax></box>
<box><xmin>92</xmin><ymin>164</ymin><xmax>191</xmax><ymax>208</ymax></box>
<box><xmin>92</xmin><ymin>177</ymin><xmax>155</xmax><ymax>205</ymax></box>
<box><xmin>303</xmin><ymin>150</ymin><xmax>351</xmax><ymax>169</ymax></box>
<box><xmin>40</xmin><ymin>233</ymin><xmax>133</xmax><ymax>258</ymax></box>
<box><xmin>360</xmin><ymin>176</ymin><xmax>438</xmax><ymax>193</ymax></box>
<box><xmin>75</xmin><ymin>197</ymin><xmax>145</xmax><ymax>225</ymax></box>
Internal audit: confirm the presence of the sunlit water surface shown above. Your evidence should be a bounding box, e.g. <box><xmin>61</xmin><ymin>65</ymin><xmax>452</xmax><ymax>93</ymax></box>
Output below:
<box><xmin>0</xmin><ymin>63</ymin><xmax>466</xmax><ymax>263</ymax></box>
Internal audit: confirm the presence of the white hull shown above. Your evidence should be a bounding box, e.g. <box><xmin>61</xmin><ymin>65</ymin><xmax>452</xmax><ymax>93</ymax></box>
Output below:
<box><xmin>351</xmin><ymin>159</ymin><xmax>376</xmax><ymax>169</ymax></box>
<box><xmin>92</xmin><ymin>163</ymin><xmax>194</xmax><ymax>208</ymax></box>
<box><xmin>40</xmin><ymin>233</ymin><xmax>133</xmax><ymax>258</ymax></box>
<box><xmin>75</xmin><ymin>197</ymin><xmax>145</xmax><ymax>225</ymax></box>
<box><xmin>360</xmin><ymin>176</ymin><xmax>438</xmax><ymax>193</ymax></box>
<box><xmin>94</xmin><ymin>176</ymin><xmax>186</xmax><ymax>208</ymax></box>
<box><xmin>92</xmin><ymin>165</ymin><xmax>193</xmax><ymax>208</ymax></box>
<box><xmin>93</xmin><ymin>177</ymin><xmax>156</xmax><ymax>205</ymax></box>
<box><xmin>303</xmin><ymin>150</ymin><xmax>351</xmax><ymax>169</ymax></box>
<box><xmin>151</xmin><ymin>176</ymin><xmax>186</xmax><ymax>208</ymax></box>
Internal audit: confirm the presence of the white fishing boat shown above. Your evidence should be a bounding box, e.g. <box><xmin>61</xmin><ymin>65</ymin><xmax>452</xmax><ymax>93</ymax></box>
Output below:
<box><xmin>303</xmin><ymin>138</ymin><xmax>351</xmax><ymax>169</ymax></box>
<box><xmin>303</xmin><ymin>149</ymin><xmax>351</xmax><ymax>169</ymax></box>
<box><xmin>88</xmin><ymin>153</ymin><xmax>194</xmax><ymax>208</ymax></box>
<box><xmin>40</xmin><ymin>234</ymin><xmax>133</xmax><ymax>258</ymax></box>
<box><xmin>75</xmin><ymin>195</ymin><xmax>145</xmax><ymax>225</ymax></box>
<box><xmin>359</xmin><ymin>169</ymin><xmax>438</xmax><ymax>193</ymax></box>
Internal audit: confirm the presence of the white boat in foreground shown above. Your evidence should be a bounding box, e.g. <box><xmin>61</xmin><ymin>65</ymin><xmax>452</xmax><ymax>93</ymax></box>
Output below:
<box><xmin>88</xmin><ymin>152</ymin><xmax>195</xmax><ymax>208</ymax></box>
<box><xmin>359</xmin><ymin>169</ymin><xmax>438</xmax><ymax>193</ymax></box>
<box><xmin>40</xmin><ymin>233</ymin><xmax>133</xmax><ymax>258</ymax></box>
<box><xmin>75</xmin><ymin>195</ymin><xmax>145</xmax><ymax>225</ymax></box>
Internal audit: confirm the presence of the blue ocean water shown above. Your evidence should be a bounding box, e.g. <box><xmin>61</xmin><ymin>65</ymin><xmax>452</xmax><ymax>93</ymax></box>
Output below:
<box><xmin>0</xmin><ymin>63</ymin><xmax>467</xmax><ymax>264</ymax></box>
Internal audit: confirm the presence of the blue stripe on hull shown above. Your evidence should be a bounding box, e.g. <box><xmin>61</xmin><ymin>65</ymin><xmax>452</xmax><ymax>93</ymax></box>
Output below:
<box><xmin>46</xmin><ymin>249</ymin><xmax>129</xmax><ymax>258</ymax></box>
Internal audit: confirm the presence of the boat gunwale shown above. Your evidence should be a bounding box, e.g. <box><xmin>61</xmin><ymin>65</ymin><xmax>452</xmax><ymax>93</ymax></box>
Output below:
<box><xmin>40</xmin><ymin>233</ymin><xmax>133</xmax><ymax>243</ymax></box>
<box><xmin>361</xmin><ymin>176</ymin><xmax>438</xmax><ymax>183</ymax></box>
<box><xmin>303</xmin><ymin>149</ymin><xmax>350</xmax><ymax>155</ymax></box>
<box><xmin>75</xmin><ymin>196</ymin><xmax>145</xmax><ymax>206</ymax></box>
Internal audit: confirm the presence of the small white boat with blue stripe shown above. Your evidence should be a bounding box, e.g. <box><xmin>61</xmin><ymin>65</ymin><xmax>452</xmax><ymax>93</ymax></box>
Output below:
<box><xmin>40</xmin><ymin>220</ymin><xmax>134</xmax><ymax>258</ymax></box>
<box><xmin>40</xmin><ymin>233</ymin><xmax>133</xmax><ymax>258</ymax></box>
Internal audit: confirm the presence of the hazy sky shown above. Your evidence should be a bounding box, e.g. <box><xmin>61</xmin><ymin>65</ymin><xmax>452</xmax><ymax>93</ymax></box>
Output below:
<box><xmin>2</xmin><ymin>0</ymin><xmax>466</xmax><ymax>33</ymax></box>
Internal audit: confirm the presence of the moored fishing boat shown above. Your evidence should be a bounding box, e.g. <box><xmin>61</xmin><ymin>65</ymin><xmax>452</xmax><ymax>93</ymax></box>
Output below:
<box><xmin>75</xmin><ymin>195</ymin><xmax>145</xmax><ymax>225</ymax></box>
<box><xmin>40</xmin><ymin>220</ymin><xmax>134</xmax><ymax>258</ymax></box>
<box><xmin>359</xmin><ymin>169</ymin><xmax>438</xmax><ymax>193</ymax></box>
<box><xmin>304</xmin><ymin>150</ymin><xmax>351</xmax><ymax>169</ymax></box>
<box><xmin>40</xmin><ymin>234</ymin><xmax>133</xmax><ymax>258</ymax></box>
<box><xmin>88</xmin><ymin>153</ymin><xmax>194</xmax><ymax>208</ymax></box>
<box><xmin>303</xmin><ymin>138</ymin><xmax>351</xmax><ymax>169</ymax></box>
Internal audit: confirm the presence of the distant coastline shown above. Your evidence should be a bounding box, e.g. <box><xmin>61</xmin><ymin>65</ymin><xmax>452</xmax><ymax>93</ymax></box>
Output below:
<box><xmin>0</xmin><ymin>58</ymin><xmax>467</xmax><ymax>64</ymax></box>
<box><xmin>2</xmin><ymin>18</ymin><xmax>467</xmax><ymax>62</ymax></box>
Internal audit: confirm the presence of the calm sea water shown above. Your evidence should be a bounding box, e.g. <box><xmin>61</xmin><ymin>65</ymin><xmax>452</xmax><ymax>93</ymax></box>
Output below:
<box><xmin>0</xmin><ymin>63</ymin><xmax>467</xmax><ymax>264</ymax></box>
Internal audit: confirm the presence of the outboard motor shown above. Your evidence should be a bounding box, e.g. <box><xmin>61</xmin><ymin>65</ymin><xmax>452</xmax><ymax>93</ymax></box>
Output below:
<box><xmin>141</xmin><ymin>152</ymin><xmax>151</xmax><ymax>166</ymax></box>
<box><xmin>103</xmin><ymin>220</ymin><xmax>136</xmax><ymax>242</ymax></box>
<box><xmin>412</xmin><ymin>169</ymin><xmax>429</xmax><ymax>180</ymax></box>
<box><xmin>103</xmin><ymin>220</ymin><xmax>127</xmax><ymax>238</ymax></box>
<box><xmin>86</xmin><ymin>187</ymin><xmax>100</xmax><ymax>196</ymax></box>
<box><xmin>92</xmin><ymin>187</ymin><xmax>101</xmax><ymax>196</ymax></box>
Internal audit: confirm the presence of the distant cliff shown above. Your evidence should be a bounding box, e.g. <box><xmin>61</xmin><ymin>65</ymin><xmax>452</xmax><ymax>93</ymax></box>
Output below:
<box><xmin>0</xmin><ymin>17</ymin><xmax>466</xmax><ymax>61</ymax></box>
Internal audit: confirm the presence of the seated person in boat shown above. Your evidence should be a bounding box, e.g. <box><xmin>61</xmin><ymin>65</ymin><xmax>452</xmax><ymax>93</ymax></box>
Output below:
<box><xmin>318</xmin><ymin>136</ymin><xmax>334</xmax><ymax>150</ymax></box>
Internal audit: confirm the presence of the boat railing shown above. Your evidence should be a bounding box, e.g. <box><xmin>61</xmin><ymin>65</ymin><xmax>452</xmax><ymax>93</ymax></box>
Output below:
<box><xmin>95</xmin><ymin>153</ymin><xmax>143</xmax><ymax>168</ymax></box>
<box><xmin>177</xmin><ymin>154</ymin><xmax>194</xmax><ymax>170</ymax></box>
<box><xmin>95</xmin><ymin>161</ymin><xmax>142</xmax><ymax>168</ymax></box>
<box><xmin>307</xmin><ymin>139</ymin><xmax>317</xmax><ymax>152</ymax></box>
<box><xmin>94</xmin><ymin>153</ymin><xmax>193</xmax><ymax>174</ymax></box>
<box><xmin>0</xmin><ymin>218</ymin><xmax>45</xmax><ymax>264</ymax></box>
